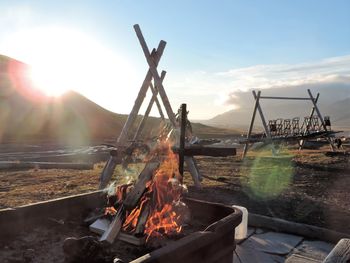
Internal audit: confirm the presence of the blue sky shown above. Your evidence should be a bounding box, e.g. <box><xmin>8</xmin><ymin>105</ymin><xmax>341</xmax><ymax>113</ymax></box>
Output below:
<box><xmin>0</xmin><ymin>1</ymin><xmax>349</xmax><ymax>119</ymax></box>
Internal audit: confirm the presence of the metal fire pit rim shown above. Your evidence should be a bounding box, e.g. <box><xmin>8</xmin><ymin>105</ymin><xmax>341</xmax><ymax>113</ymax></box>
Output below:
<box><xmin>0</xmin><ymin>191</ymin><xmax>242</xmax><ymax>263</ymax></box>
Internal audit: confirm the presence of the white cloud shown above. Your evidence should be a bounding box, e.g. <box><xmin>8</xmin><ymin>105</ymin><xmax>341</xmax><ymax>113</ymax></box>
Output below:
<box><xmin>218</xmin><ymin>55</ymin><xmax>350</xmax><ymax>93</ymax></box>
<box><xmin>166</xmin><ymin>55</ymin><xmax>350</xmax><ymax>117</ymax></box>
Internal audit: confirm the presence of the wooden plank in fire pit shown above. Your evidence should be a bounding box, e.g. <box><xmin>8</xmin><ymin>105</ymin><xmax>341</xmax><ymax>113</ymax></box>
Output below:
<box><xmin>100</xmin><ymin>162</ymin><xmax>160</xmax><ymax>244</ymax></box>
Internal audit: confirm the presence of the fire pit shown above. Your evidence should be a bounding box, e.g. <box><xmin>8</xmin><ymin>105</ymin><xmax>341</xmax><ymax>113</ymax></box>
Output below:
<box><xmin>0</xmin><ymin>191</ymin><xmax>242</xmax><ymax>263</ymax></box>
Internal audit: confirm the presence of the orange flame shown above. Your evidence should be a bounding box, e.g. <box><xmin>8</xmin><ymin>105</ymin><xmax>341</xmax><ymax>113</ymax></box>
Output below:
<box><xmin>107</xmin><ymin>140</ymin><xmax>186</xmax><ymax>242</ymax></box>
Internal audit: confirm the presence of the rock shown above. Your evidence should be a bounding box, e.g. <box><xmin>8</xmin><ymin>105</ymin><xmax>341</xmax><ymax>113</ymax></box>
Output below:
<box><xmin>113</xmin><ymin>258</ymin><xmax>125</xmax><ymax>263</ymax></box>
<box><xmin>23</xmin><ymin>248</ymin><xmax>35</xmax><ymax>262</ymax></box>
<box><xmin>63</xmin><ymin>236</ymin><xmax>102</xmax><ymax>263</ymax></box>
<box><xmin>247</xmin><ymin>231</ymin><xmax>303</xmax><ymax>255</ymax></box>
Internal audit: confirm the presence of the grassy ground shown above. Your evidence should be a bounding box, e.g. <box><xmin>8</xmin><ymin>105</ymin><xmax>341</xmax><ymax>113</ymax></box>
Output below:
<box><xmin>0</xmin><ymin>146</ymin><xmax>349</xmax><ymax>234</ymax></box>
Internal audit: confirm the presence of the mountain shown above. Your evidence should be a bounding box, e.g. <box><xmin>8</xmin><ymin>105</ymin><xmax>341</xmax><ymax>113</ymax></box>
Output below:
<box><xmin>205</xmin><ymin>84</ymin><xmax>350</xmax><ymax>130</ymax></box>
<box><xmin>0</xmin><ymin>55</ymin><xmax>237</xmax><ymax>145</ymax></box>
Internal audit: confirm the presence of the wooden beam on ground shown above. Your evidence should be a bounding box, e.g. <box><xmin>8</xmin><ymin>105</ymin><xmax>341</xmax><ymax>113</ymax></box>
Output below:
<box><xmin>0</xmin><ymin>161</ymin><xmax>93</xmax><ymax>170</ymax></box>
<box><xmin>119</xmin><ymin>232</ymin><xmax>145</xmax><ymax>246</ymax></box>
<box><xmin>323</xmin><ymin>239</ymin><xmax>350</xmax><ymax>263</ymax></box>
<box><xmin>249</xmin><ymin>213</ymin><xmax>350</xmax><ymax>244</ymax></box>
<box><xmin>172</xmin><ymin>145</ymin><xmax>236</xmax><ymax>157</ymax></box>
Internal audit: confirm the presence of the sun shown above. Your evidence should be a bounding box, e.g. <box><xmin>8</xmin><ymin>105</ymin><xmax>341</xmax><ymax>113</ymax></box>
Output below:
<box><xmin>2</xmin><ymin>26</ymin><xmax>134</xmax><ymax>98</ymax></box>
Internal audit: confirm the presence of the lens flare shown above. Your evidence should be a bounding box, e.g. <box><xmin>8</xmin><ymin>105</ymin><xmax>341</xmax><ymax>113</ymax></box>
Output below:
<box><xmin>243</xmin><ymin>145</ymin><xmax>294</xmax><ymax>200</ymax></box>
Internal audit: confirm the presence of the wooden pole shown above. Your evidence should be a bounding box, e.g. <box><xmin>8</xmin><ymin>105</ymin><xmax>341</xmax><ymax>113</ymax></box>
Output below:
<box><xmin>242</xmin><ymin>91</ymin><xmax>261</xmax><ymax>159</ymax></box>
<box><xmin>151</xmin><ymin>82</ymin><xmax>165</xmax><ymax>121</ymax></box>
<box><xmin>259</xmin><ymin>96</ymin><xmax>311</xmax><ymax>100</ymax></box>
<box><xmin>133</xmin><ymin>71</ymin><xmax>166</xmax><ymax>141</ymax></box>
<box><xmin>253</xmin><ymin>90</ymin><xmax>271</xmax><ymax>139</ymax></box>
<box><xmin>307</xmin><ymin>89</ymin><xmax>327</xmax><ymax>131</ymax></box>
<box><xmin>99</xmin><ymin>38</ymin><xmax>165</xmax><ymax>189</ymax></box>
<box><xmin>117</xmin><ymin>43</ymin><xmax>166</xmax><ymax>145</ymax></box>
<box><xmin>179</xmin><ymin>103</ymin><xmax>186</xmax><ymax>177</ymax></box>
<box><xmin>252</xmin><ymin>90</ymin><xmax>276</xmax><ymax>156</ymax></box>
<box><xmin>307</xmin><ymin>89</ymin><xmax>335</xmax><ymax>151</ymax></box>
<box><xmin>299</xmin><ymin>93</ymin><xmax>319</xmax><ymax>150</ymax></box>
<box><xmin>134</xmin><ymin>24</ymin><xmax>177</xmax><ymax>127</ymax></box>
<box><xmin>323</xmin><ymin>239</ymin><xmax>350</xmax><ymax>263</ymax></box>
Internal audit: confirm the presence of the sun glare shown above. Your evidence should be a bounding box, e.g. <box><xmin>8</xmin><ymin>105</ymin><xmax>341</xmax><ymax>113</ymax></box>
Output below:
<box><xmin>2</xmin><ymin>26</ymin><xmax>134</xmax><ymax>98</ymax></box>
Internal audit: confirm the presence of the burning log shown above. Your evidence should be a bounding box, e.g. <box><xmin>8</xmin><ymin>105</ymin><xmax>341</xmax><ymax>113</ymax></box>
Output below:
<box><xmin>135</xmin><ymin>202</ymin><xmax>151</xmax><ymax>235</ymax></box>
<box><xmin>100</xmin><ymin>162</ymin><xmax>160</xmax><ymax>243</ymax></box>
<box><xmin>97</xmin><ymin>139</ymin><xmax>189</xmax><ymax>246</ymax></box>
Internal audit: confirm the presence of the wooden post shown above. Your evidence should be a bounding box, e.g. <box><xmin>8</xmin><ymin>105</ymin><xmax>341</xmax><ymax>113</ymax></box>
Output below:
<box><xmin>242</xmin><ymin>91</ymin><xmax>261</xmax><ymax>159</ymax></box>
<box><xmin>307</xmin><ymin>89</ymin><xmax>327</xmax><ymax>132</ymax></box>
<box><xmin>134</xmin><ymin>24</ymin><xmax>177</xmax><ymax>127</ymax></box>
<box><xmin>179</xmin><ymin>104</ymin><xmax>186</xmax><ymax>176</ymax></box>
<box><xmin>299</xmin><ymin>93</ymin><xmax>319</xmax><ymax>150</ymax></box>
<box><xmin>252</xmin><ymin>90</ymin><xmax>276</xmax><ymax>155</ymax></box>
<box><xmin>151</xmin><ymin>83</ymin><xmax>165</xmax><ymax>121</ymax></box>
<box><xmin>117</xmin><ymin>42</ymin><xmax>166</xmax><ymax>145</ymax></box>
<box><xmin>99</xmin><ymin>39</ymin><xmax>166</xmax><ymax>189</ymax></box>
<box><xmin>133</xmin><ymin>71</ymin><xmax>166</xmax><ymax>141</ymax></box>
<box><xmin>307</xmin><ymin>89</ymin><xmax>335</xmax><ymax>151</ymax></box>
<box><xmin>253</xmin><ymin>90</ymin><xmax>272</xmax><ymax>139</ymax></box>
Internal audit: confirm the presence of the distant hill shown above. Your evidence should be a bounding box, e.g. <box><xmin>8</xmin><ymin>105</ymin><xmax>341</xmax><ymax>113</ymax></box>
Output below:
<box><xmin>204</xmin><ymin>84</ymin><xmax>350</xmax><ymax>131</ymax></box>
<box><xmin>0</xmin><ymin>55</ymin><xmax>237</xmax><ymax>145</ymax></box>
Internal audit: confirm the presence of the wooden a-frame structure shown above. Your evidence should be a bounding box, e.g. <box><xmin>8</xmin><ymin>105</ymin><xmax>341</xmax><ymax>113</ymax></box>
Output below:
<box><xmin>99</xmin><ymin>24</ymin><xmax>202</xmax><ymax>190</ymax></box>
<box><xmin>242</xmin><ymin>89</ymin><xmax>335</xmax><ymax>159</ymax></box>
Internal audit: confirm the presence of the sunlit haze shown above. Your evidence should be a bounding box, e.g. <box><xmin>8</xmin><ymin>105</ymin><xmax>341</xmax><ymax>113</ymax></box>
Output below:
<box><xmin>0</xmin><ymin>1</ymin><xmax>349</xmax><ymax>119</ymax></box>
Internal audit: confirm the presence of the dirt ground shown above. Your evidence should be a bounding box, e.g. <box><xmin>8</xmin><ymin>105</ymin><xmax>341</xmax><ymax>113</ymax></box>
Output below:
<box><xmin>0</xmin><ymin>146</ymin><xmax>349</xmax><ymax>234</ymax></box>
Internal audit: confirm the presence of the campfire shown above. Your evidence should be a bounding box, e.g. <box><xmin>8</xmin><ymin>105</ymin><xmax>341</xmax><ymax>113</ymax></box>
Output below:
<box><xmin>100</xmin><ymin>140</ymin><xmax>189</xmax><ymax>245</ymax></box>
<box><xmin>90</xmin><ymin>139</ymin><xmax>190</xmax><ymax>244</ymax></box>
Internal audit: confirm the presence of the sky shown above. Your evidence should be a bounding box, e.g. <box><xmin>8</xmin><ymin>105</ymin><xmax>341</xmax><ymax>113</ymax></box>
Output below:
<box><xmin>0</xmin><ymin>0</ymin><xmax>349</xmax><ymax>119</ymax></box>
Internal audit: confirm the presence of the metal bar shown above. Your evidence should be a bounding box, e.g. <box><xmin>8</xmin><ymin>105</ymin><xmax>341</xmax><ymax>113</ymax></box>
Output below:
<box><xmin>242</xmin><ymin>91</ymin><xmax>261</xmax><ymax>159</ymax></box>
<box><xmin>260</xmin><ymin>96</ymin><xmax>311</xmax><ymax>100</ymax></box>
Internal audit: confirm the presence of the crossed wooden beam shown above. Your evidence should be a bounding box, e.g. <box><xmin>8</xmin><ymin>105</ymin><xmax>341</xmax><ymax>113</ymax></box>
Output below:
<box><xmin>242</xmin><ymin>89</ymin><xmax>335</xmax><ymax>159</ymax></box>
<box><xmin>98</xmin><ymin>24</ymin><xmax>203</xmax><ymax>244</ymax></box>
<box><xmin>99</xmin><ymin>24</ymin><xmax>202</xmax><ymax>190</ymax></box>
